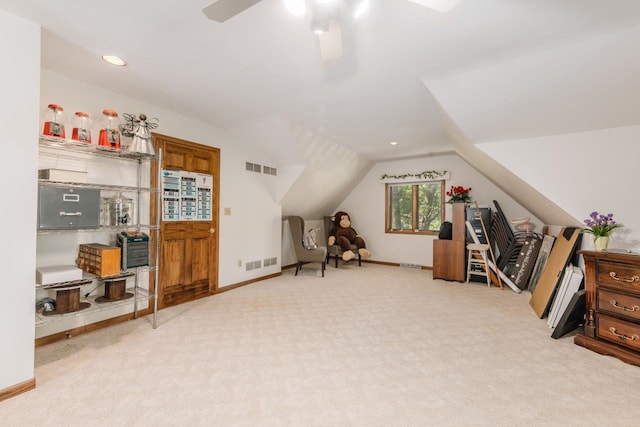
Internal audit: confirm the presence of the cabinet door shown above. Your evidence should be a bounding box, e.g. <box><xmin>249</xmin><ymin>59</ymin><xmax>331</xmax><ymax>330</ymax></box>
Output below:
<box><xmin>152</xmin><ymin>133</ymin><xmax>220</xmax><ymax>309</ymax></box>
<box><xmin>162</xmin><ymin>141</ymin><xmax>215</xmax><ymax>174</ymax></box>
<box><xmin>162</xmin><ymin>140</ymin><xmax>191</xmax><ymax>171</ymax></box>
<box><xmin>433</xmin><ymin>240</ymin><xmax>466</xmax><ymax>281</ymax></box>
<box><xmin>161</xmin><ymin>222</ymin><xmax>214</xmax><ymax>307</ymax></box>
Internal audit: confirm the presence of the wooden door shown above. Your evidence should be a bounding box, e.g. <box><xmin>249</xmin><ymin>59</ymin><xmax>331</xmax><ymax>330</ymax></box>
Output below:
<box><xmin>151</xmin><ymin>133</ymin><xmax>220</xmax><ymax>309</ymax></box>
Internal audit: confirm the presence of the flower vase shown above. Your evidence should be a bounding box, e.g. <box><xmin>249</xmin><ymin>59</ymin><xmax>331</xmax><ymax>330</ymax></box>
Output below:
<box><xmin>594</xmin><ymin>236</ymin><xmax>609</xmax><ymax>252</ymax></box>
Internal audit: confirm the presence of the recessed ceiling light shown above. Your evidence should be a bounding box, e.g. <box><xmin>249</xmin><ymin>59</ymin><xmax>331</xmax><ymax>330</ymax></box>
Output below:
<box><xmin>311</xmin><ymin>18</ymin><xmax>330</xmax><ymax>34</ymax></box>
<box><xmin>102</xmin><ymin>55</ymin><xmax>127</xmax><ymax>67</ymax></box>
<box><xmin>389</xmin><ymin>141</ymin><xmax>399</xmax><ymax>146</ymax></box>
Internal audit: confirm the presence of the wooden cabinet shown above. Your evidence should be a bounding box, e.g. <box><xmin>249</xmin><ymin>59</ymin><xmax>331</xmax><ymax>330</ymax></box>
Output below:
<box><xmin>574</xmin><ymin>250</ymin><xmax>640</xmax><ymax>367</ymax></box>
<box><xmin>433</xmin><ymin>202</ymin><xmax>466</xmax><ymax>282</ymax></box>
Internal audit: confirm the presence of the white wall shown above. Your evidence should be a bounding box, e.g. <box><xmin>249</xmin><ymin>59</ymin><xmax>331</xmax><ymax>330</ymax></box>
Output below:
<box><xmin>0</xmin><ymin>10</ymin><xmax>39</xmax><ymax>391</ymax></box>
<box><xmin>40</xmin><ymin>70</ymin><xmax>283</xmax><ymax>288</ymax></box>
<box><xmin>221</xmin><ymin>156</ymin><xmax>282</xmax><ymax>278</ymax></box>
<box><xmin>2</xmin><ymin>18</ymin><xmax>285</xmax><ymax>390</ymax></box>
<box><xmin>478</xmin><ymin>126</ymin><xmax>640</xmax><ymax>252</ymax></box>
<box><xmin>335</xmin><ymin>153</ymin><xmax>541</xmax><ymax>267</ymax></box>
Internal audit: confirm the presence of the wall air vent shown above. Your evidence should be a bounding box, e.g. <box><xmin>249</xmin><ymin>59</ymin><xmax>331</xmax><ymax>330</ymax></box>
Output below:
<box><xmin>246</xmin><ymin>162</ymin><xmax>262</xmax><ymax>173</ymax></box>
<box><xmin>245</xmin><ymin>260</ymin><xmax>262</xmax><ymax>271</ymax></box>
<box><xmin>263</xmin><ymin>257</ymin><xmax>278</xmax><ymax>267</ymax></box>
<box><xmin>247</xmin><ymin>162</ymin><xmax>276</xmax><ymax>175</ymax></box>
<box><xmin>400</xmin><ymin>262</ymin><xmax>422</xmax><ymax>269</ymax></box>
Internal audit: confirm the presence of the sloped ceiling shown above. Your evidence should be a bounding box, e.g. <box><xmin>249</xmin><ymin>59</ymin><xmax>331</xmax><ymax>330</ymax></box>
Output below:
<box><xmin>1</xmin><ymin>0</ymin><xmax>640</xmax><ymax>221</ymax></box>
<box><xmin>435</xmin><ymin>102</ymin><xmax>581</xmax><ymax>227</ymax></box>
<box><xmin>2</xmin><ymin>0</ymin><xmax>640</xmax><ymax>161</ymax></box>
<box><xmin>423</xmin><ymin>23</ymin><xmax>640</xmax><ymax>144</ymax></box>
<box><xmin>421</xmin><ymin>22</ymin><xmax>640</xmax><ymax>226</ymax></box>
<box><xmin>279</xmin><ymin>117</ymin><xmax>372</xmax><ymax>219</ymax></box>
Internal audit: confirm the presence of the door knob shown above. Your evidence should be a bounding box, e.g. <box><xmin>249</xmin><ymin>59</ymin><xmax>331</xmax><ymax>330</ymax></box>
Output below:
<box><xmin>209</xmin><ymin>228</ymin><xmax>215</xmax><ymax>234</ymax></box>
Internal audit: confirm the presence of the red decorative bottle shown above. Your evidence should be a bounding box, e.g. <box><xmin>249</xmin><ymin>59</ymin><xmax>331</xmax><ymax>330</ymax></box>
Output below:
<box><xmin>98</xmin><ymin>109</ymin><xmax>121</xmax><ymax>149</ymax></box>
<box><xmin>71</xmin><ymin>111</ymin><xmax>92</xmax><ymax>143</ymax></box>
<box><xmin>43</xmin><ymin>104</ymin><xmax>66</xmax><ymax>138</ymax></box>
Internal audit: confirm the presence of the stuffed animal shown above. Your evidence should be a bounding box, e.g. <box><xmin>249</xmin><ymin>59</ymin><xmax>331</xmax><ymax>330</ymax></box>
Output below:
<box><xmin>304</xmin><ymin>228</ymin><xmax>318</xmax><ymax>249</ymax></box>
<box><xmin>328</xmin><ymin>211</ymin><xmax>372</xmax><ymax>261</ymax></box>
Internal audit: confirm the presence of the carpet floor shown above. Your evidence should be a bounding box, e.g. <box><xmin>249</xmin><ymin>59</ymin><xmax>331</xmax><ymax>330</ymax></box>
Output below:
<box><xmin>2</xmin><ymin>263</ymin><xmax>640</xmax><ymax>426</ymax></box>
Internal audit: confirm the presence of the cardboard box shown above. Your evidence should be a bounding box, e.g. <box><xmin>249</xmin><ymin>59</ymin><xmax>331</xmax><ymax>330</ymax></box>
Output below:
<box><xmin>36</xmin><ymin>265</ymin><xmax>84</xmax><ymax>285</ymax></box>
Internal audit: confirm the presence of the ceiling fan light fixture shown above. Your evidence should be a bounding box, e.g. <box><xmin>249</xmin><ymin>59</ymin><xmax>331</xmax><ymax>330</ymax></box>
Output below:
<box><xmin>311</xmin><ymin>18</ymin><xmax>330</xmax><ymax>34</ymax></box>
<box><xmin>407</xmin><ymin>0</ymin><xmax>461</xmax><ymax>13</ymax></box>
<box><xmin>354</xmin><ymin>0</ymin><xmax>370</xmax><ymax>19</ymax></box>
<box><xmin>284</xmin><ymin>0</ymin><xmax>306</xmax><ymax>16</ymax></box>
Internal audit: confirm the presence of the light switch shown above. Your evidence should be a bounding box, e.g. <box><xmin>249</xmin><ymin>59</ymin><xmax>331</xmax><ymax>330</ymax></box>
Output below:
<box><xmin>224</xmin><ymin>207</ymin><xmax>231</xmax><ymax>215</ymax></box>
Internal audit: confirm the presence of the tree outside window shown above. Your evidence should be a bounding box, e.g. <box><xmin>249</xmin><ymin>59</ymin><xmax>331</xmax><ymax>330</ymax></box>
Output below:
<box><xmin>386</xmin><ymin>181</ymin><xmax>444</xmax><ymax>234</ymax></box>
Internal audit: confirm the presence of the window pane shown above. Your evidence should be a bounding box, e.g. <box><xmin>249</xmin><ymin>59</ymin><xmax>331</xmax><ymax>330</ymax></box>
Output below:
<box><xmin>417</xmin><ymin>182</ymin><xmax>442</xmax><ymax>231</ymax></box>
<box><xmin>389</xmin><ymin>185</ymin><xmax>413</xmax><ymax>230</ymax></box>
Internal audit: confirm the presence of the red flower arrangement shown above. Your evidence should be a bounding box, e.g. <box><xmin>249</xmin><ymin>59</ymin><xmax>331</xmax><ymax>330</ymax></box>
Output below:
<box><xmin>446</xmin><ymin>185</ymin><xmax>472</xmax><ymax>203</ymax></box>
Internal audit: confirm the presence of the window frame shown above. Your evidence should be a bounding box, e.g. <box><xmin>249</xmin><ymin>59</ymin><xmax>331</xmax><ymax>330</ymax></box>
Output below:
<box><xmin>385</xmin><ymin>181</ymin><xmax>445</xmax><ymax>235</ymax></box>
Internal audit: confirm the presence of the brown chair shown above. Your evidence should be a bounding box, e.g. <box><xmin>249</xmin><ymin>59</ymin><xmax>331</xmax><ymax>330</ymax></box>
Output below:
<box><xmin>323</xmin><ymin>216</ymin><xmax>362</xmax><ymax>268</ymax></box>
<box><xmin>288</xmin><ymin>216</ymin><xmax>327</xmax><ymax>277</ymax></box>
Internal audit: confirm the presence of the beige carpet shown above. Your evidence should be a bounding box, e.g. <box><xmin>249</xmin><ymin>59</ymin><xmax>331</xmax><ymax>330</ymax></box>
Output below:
<box><xmin>2</xmin><ymin>263</ymin><xmax>640</xmax><ymax>426</ymax></box>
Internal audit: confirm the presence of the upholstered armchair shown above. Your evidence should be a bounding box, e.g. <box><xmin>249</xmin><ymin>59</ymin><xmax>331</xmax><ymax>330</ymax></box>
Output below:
<box><xmin>287</xmin><ymin>216</ymin><xmax>327</xmax><ymax>277</ymax></box>
<box><xmin>323</xmin><ymin>216</ymin><xmax>362</xmax><ymax>268</ymax></box>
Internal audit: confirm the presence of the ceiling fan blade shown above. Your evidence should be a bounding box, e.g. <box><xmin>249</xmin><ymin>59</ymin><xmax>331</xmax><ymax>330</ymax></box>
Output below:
<box><xmin>202</xmin><ymin>0</ymin><xmax>263</xmax><ymax>22</ymax></box>
<box><xmin>318</xmin><ymin>20</ymin><xmax>343</xmax><ymax>61</ymax></box>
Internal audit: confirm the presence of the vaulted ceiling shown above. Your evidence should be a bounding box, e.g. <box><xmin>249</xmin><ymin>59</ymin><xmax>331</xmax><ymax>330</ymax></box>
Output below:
<box><xmin>2</xmin><ymin>0</ymin><xmax>640</xmax><ymax>164</ymax></box>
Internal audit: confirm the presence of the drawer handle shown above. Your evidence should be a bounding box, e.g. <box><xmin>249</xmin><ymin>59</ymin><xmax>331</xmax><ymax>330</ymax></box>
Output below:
<box><xmin>609</xmin><ymin>272</ymin><xmax>640</xmax><ymax>283</ymax></box>
<box><xmin>59</xmin><ymin>211</ymin><xmax>82</xmax><ymax>217</ymax></box>
<box><xmin>608</xmin><ymin>327</ymin><xmax>639</xmax><ymax>342</ymax></box>
<box><xmin>609</xmin><ymin>300</ymin><xmax>640</xmax><ymax>312</ymax></box>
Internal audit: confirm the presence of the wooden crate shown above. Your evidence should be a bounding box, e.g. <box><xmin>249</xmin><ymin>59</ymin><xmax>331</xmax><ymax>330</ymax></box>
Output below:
<box><xmin>77</xmin><ymin>243</ymin><xmax>121</xmax><ymax>277</ymax></box>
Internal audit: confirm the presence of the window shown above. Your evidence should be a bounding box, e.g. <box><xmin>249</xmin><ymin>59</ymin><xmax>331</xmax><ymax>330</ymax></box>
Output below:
<box><xmin>385</xmin><ymin>181</ymin><xmax>444</xmax><ymax>234</ymax></box>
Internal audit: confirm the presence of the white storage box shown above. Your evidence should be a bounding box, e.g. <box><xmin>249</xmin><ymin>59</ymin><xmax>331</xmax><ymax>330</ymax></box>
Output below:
<box><xmin>38</xmin><ymin>168</ymin><xmax>87</xmax><ymax>183</ymax></box>
<box><xmin>36</xmin><ymin>265</ymin><xmax>84</xmax><ymax>285</ymax></box>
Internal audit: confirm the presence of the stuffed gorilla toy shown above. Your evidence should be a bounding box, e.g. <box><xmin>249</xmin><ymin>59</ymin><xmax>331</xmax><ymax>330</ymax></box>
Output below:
<box><xmin>328</xmin><ymin>211</ymin><xmax>372</xmax><ymax>261</ymax></box>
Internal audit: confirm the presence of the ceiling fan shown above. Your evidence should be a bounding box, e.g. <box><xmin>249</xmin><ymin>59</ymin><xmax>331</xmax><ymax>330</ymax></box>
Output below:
<box><xmin>202</xmin><ymin>0</ymin><xmax>461</xmax><ymax>61</ymax></box>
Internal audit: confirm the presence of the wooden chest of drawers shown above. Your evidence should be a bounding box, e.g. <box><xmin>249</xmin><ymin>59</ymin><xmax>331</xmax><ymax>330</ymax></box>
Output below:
<box><xmin>574</xmin><ymin>250</ymin><xmax>640</xmax><ymax>366</ymax></box>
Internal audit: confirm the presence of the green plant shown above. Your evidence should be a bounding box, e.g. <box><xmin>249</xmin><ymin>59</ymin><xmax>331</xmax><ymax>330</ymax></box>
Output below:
<box><xmin>380</xmin><ymin>170</ymin><xmax>447</xmax><ymax>180</ymax></box>
<box><xmin>582</xmin><ymin>211</ymin><xmax>623</xmax><ymax>237</ymax></box>
<box><xmin>446</xmin><ymin>185</ymin><xmax>471</xmax><ymax>203</ymax></box>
